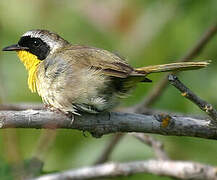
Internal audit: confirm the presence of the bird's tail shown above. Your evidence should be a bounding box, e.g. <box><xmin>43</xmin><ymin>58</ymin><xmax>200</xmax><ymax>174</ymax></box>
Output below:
<box><xmin>134</xmin><ymin>61</ymin><xmax>210</xmax><ymax>75</ymax></box>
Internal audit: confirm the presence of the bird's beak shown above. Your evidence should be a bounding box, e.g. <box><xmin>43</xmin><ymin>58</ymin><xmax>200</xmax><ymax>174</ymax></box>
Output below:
<box><xmin>2</xmin><ymin>44</ymin><xmax>29</xmax><ymax>51</ymax></box>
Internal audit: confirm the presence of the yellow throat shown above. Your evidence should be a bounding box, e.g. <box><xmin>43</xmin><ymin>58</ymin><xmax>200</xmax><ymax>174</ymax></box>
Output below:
<box><xmin>17</xmin><ymin>50</ymin><xmax>41</xmax><ymax>92</ymax></box>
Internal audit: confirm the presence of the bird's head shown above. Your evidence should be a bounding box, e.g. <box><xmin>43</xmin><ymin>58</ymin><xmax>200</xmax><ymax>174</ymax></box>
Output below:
<box><xmin>2</xmin><ymin>29</ymin><xmax>69</xmax><ymax>92</ymax></box>
<box><xmin>2</xmin><ymin>29</ymin><xmax>69</xmax><ymax>65</ymax></box>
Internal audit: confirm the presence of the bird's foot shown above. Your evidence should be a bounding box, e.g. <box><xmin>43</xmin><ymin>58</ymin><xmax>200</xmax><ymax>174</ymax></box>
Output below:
<box><xmin>44</xmin><ymin>104</ymin><xmax>75</xmax><ymax>124</ymax></box>
<box><xmin>65</xmin><ymin>112</ymin><xmax>75</xmax><ymax>125</ymax></box>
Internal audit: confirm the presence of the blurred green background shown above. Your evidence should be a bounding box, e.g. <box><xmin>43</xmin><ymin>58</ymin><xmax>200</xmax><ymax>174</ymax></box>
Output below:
<box><xmin>0</xmin><ymin>0</ymin><xmax>216</xmax><ymax>179</ymax></box>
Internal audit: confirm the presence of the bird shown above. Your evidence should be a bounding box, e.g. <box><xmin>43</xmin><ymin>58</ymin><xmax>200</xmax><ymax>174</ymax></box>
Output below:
<box><xmin>2</xmin><ymin>29</ymin><xmax>209</xmax><ymax>115</ymax></box>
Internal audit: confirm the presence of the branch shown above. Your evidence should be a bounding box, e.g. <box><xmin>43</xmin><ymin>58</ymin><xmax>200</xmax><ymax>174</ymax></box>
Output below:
<box><xmin>130</xmin><ymin>133</ymin><xmax>169</xmax><ymax>160</ymax></box>
<box><xmin>0</xmin><ymin>110</ymin><xmax>216</xmax><ymax>140</ymax></box>
<box><xmin>94</xmin><ymin>133</ymin><xmax>124</xmax><ymax>165</ymax></box>
<box><xmin>94</xmin><ymin>132</ymin><xmax>169</xmax><ymax>165</ymax></box>
<box><xmin>136</xmin><ymin>21</ymin><xmax>217</xmax><ymax>110</ymax></box>
<box><xmin>31</xmin><ymin>160</ymin><xmax>217</xmax><ymax>180</ymax></box>
<box><xmin>93</xmin><ymin>107</ymin><xmax>190</xmax><ymax>164</ymax></box>
<box><xmin>0</xmin><ymin>103</ymin><xmax>44</xmax><ymax>111</ymax></box>
<box><xmin>168</xmin><ymin>74</ymin><xmax>217</xmax><ymax>125</ymax></box>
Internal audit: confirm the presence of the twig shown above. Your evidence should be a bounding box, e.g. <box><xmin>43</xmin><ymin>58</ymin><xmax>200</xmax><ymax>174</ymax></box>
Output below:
<box><xmin>168</xmin><ymin>74</ymin><xmax>217</xmax><ymax>125</ymax></box>
<box><xmin>130</xmin><ymin>133</ymin><xmax>169</xmax><ymax>160</ymax></box>
<box><xmin>31</xmin><ymin>159</ymin><xmax>217</xmax><ymax>180</ymax></box>
<box><xmin>0</xmin><ymin>110</ymin><xmax>216</xmax><ymax>139</ymax></box>
<box><xmin>94</xmin><ymin>133</ymin><xmax>124</xmax><ymax>165</ymax></box>
<box><xmin>136</xmin><ymin>22</ymin><xmax>217</xmax><ymax>110</ymax></box>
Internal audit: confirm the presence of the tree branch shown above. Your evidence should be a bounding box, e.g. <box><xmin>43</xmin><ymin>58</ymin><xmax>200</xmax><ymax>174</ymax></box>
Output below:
<box><xmin>168</xmin><ymin>74</ymin><xmax>217</xmax><ymax>125</ymax></box>
<box><xmin>31</xmin><ymin>159</ymin><xmax>217</xmax><ymax>180</ymax></box>
<box><xmin>94</xmin><ymin>133</ymin><xmax>124</xmax><ymax>165</ymax></box>
<box><xmin>136</xmin><ymin>21</ymin><xmax>217</xmax><ymax>110</ymax></box>
<box><xmin>0</xmin><ymin>103</ymin><xmax>44</xmax><ymax>111</ymax></box>
<box><xmin>0</xmin><ymin>110</ymin><xmax>216</xmax><ymax>140</ymax></box>
<box><xmin>130</xmin><ymin>133</ymin><xmax>169</xmax><ymax>160</ymax></box>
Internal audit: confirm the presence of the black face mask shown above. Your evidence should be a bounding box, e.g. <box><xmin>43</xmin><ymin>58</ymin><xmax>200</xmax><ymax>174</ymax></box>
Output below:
<box><xmin>18</xmin><ymin>36</ymin><xmax>50</xmax><ymax>60</ymax></box>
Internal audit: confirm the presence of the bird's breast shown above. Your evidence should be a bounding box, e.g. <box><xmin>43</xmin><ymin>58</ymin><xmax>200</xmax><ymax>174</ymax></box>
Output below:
<box><xmin>16</xmin><ymin>50</ymin><xmax>41</xmax><ymax>92</ymax></box>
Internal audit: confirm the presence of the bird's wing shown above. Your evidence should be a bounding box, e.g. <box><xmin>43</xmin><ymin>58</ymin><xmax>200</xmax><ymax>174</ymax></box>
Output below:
<box><xmin>63</xmin><ymin>46</ymin><xmax>134</xmax><ymax>78</ymax></box>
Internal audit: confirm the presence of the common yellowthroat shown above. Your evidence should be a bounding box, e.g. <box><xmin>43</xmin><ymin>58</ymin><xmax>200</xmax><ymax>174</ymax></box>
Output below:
<box><xmin>2</xmin><ymin>29</ymin><xmax>209</xmax><ymax>115</ymax></box>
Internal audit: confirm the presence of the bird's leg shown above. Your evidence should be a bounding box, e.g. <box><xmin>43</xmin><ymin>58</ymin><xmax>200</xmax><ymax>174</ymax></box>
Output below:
<box><xmin>44</xmin><ymin>104</ymin><xmax>75</xmax><ymax>124</ymax></box>
<box><xmin>65</xmin><ymin>112</ymin><xmax>75</xmax><ymax>125</ymax></box>
<box><xmin>44</xmin><ymin>104</ymin><xmax>52</xmax><ymax>110</ymax></box>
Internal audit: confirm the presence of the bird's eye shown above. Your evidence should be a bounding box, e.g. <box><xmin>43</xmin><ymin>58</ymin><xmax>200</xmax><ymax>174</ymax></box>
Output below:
<box><xmin>33</xmin><ymin>40</ymin><xmax>40</xmax><ymax>47</ymax></box>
